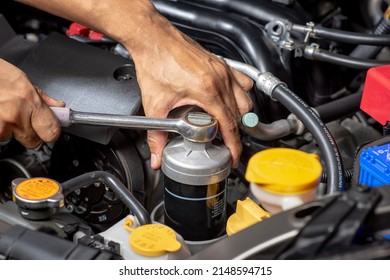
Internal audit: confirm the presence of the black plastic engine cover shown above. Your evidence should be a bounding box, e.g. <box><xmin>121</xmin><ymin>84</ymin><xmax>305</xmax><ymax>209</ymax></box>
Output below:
<box><xmin>0</xmin><ymin>14</ymin><xmax>142</xmax><ymax>144</ymax></box>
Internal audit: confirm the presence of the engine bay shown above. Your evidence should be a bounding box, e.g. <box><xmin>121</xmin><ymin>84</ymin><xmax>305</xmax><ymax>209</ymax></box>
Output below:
<box><xmin>1</xmin><ymin>0</ymin><xmax>390</xmax><ymax>260</ymax></box>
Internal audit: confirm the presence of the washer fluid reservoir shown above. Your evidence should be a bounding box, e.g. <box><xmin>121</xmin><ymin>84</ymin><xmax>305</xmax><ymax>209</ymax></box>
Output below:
<box><xmin>245</xmin><ymin>148</ymin><xmax>322</xmax><ymax>214</ymax></box>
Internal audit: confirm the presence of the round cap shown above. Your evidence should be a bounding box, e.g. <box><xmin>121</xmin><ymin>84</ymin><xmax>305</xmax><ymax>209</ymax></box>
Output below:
<box><xmin>245</xmin><ymin>148</ymin><xmax>322</xmax><ymax>194</ymax></box>
<box><xmin>130</xmin><ymin>224</ymin><xmax>182</xmax><ymax>257</ymax></box>
<box><xmin>12</xmin><ymin>177</ymin><xmax>64</xmax><ymax>220</ymax></box>
<box><xmin>13</xmin><ymin>177</ymin><xmax>64</xmax><ymax>209</ymax></box>
<box><xmin>15</xmin><ymin>178</ymin><xmax>60</xmax><ymax>200</ymax></box>
<box><xmin>241</xmin><ymin>112</ymin><xmax>259</xmax><ymax>128</ymax></box>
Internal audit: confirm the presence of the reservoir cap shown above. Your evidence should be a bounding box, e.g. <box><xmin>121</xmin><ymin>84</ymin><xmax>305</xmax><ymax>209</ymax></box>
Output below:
<box><xmin>130</xmin><ymin>224</ymin><xmax>182</xmax><ymax>257</ymax></box>
<box><xmin>245</xmin><ymin>148</ymin><xmax>322</xmax><ymax>194</ymax></box>
<box><xmin>226</xmin><ymin>197</ymin><xmax>270</xmax><ymax>236</ymax></box>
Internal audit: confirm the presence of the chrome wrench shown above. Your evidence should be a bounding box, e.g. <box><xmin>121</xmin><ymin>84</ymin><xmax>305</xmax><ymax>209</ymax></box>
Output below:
<box><xmin>51</xmin><ymin>107</ymin><xmax>218</xmax><ymax>143</ymax></box>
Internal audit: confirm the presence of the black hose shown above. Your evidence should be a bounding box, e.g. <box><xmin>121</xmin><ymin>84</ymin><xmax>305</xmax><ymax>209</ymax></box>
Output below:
<box><xmin>61</xmin><ymin>171</ymin><xmax>151</xmax><ymax>225</ymax></box>
<box><xmin>307</xmin><ymin>48</ymin><xmax>390</xmax><ymax>69</ymax></box>
<box><xmin>350</xmin><ymin>17</ymin><xmax>390</xmax><ymax>59</ymax></box>
<box><xmin>272</xmin><ymin>85</ymin><xmax>344</xmax><ymax>194</ymax></box>
<box><xmin>321</xmin><ymin>169</ymin><xmax>353</xmax><ymax>184</ymax></box>
<box><xmin>315</xmin><ymin>26</ymin><xmax>390</xmax><ymax>45</ymax></box>
<box><xmin>315</xmin><ymin>92</ymin><xmax>362</xmax><ymax>123</ymax></box>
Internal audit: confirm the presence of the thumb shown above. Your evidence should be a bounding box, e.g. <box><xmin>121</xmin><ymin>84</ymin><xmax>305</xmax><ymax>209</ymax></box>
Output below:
<box><xmin>147</xmin><ymin>130</ymin><xmax>168</xmax><ymax>169</ymax></box>
<box><xmin>34</xmin><ymin>86</ymin><xmax>65</xmax><ymax>107</ymax></box>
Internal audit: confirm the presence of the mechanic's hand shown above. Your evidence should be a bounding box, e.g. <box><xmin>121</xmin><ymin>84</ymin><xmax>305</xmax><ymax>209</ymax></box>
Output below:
<box><xmin>127</xmin><ymin>26</ymin><xmax>253</xmax><ymax>170</ymax></box>
<box><xmin>0</xmin><ymin>59</ymin><xmax>65</xmax><ymax>148</ymax></box>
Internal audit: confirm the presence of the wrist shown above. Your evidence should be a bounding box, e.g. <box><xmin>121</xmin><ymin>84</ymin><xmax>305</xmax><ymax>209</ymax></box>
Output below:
<box><xmin>102</xmin><ymin>1</ymin><xmax>176</xmax><ymax>58</ymax></box>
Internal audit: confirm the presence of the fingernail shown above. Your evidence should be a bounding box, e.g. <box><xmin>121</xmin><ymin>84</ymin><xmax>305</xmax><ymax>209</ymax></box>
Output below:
<box><xmin>151</xmin><ymin>153</ymin><xmax>157</xmax><ymax>169</ymax></box>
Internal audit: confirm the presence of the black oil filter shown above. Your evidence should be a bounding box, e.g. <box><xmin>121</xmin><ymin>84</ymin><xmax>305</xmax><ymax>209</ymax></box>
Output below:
<box><xmin>164</xmin><ymin>176</ymin><xmax>226</xmax><ymax>241</ymax></box>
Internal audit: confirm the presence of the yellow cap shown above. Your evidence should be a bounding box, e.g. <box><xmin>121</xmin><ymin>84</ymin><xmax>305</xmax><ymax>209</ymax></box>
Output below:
<box><xmin>130</xmin><ymin>224</ymin><xmax>182</xmax><ymax>257</ymax></box>
<box><xmin>226</xmin><ymin>198</ymin><xmax>270</xmax><ymax>236</ymax></box>
<box><xmin>14</xmin><ymin>178</ymin><xmax>60</xmax><ymax>200</ymax></box>
<box><xmin>245</xmin><ymin>148</ymin><xmax>322</xmax><ymax>195</ymax></box>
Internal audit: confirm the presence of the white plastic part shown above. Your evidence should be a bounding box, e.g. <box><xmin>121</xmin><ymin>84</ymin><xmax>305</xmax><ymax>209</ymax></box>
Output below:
<box><xmin>50</xmin><ymin>107</ymin><xmax>71</xmax><ymax>127</ymax></box>
<box><xmin>250</xmin><ymin>183</ymin><xmax>317</xmax><ymax>214</ymax></box>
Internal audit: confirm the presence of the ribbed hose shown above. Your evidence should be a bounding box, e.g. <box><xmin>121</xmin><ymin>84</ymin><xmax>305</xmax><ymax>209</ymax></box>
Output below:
<box><xmin>61</xmin><ymin>171</ymin><xmax>151</xmax><ymax>225</ymax></box>
<box><xmin>321</xmin><ymin>169</ymin><xmax>353</xmax><ymax>184</ymax></box>
<box><xmin>272</xmin><ymin>85</ymin><xmax>344</xmax><ymax>194</ymax></box>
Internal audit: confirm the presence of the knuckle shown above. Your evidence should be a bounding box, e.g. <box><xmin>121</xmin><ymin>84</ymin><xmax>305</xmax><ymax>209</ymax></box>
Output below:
<box><xmin>14</xmin><ymin>79</ymin><xmax>34</xmax><ymax>101</ymax></box>
<box><xmin>201</xmin><ymin>76</ymin><xmax>218</xmax><ymax>94</ymax></box>
<box><xmin>242</xmin><ymin>99</ymin><xmax>253</xmax><ymax>113</ymax></box>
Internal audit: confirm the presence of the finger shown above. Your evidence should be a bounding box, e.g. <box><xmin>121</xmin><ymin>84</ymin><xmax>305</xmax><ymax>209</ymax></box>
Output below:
<box><xmin>231</xmin><ymin>80</ymin><xmax>253</xmax><ymax>115</ymax></box>
<box><xmin>34</xmin><ymin>86</ymin><xmax>65</xmax><ymax>107</ymax></box>
<box><xmin>219</xmin><ymin>114</ymin><xmax>242</xmax><ymax>168</ymax></box>
<box><xmin>147</xmin><ymin>130</ymin><xmax>168</xmax><ymax>169</ymax></box>
<box><xmin>210</xmin><ymin>58</ymin><xmax>251</xmax><ymax>118</ymax></box>
<box><xmin>13</xmin><ymin>126</ymin><xmax>42</xmax><ymax>149</ymax></box>
<box><xmin>206</xmin><ymin>103</ymin><xmax>242</xmax><ymax>168</ymax></box>
<box><xmin>230</xmin><ymin>67</ymin><xmax>254</xmax><ymax>92</ymax></box>
<box><xmin>31</xmin><ymin>103</ymin><xmax>62</xmax><ymax>143</ymax></box>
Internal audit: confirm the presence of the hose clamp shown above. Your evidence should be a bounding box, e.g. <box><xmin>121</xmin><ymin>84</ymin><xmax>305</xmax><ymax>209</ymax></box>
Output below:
<box><xmin>303</xmin><ymin>22</ymin><xmax>316</xmax><ymax>43</ymax></box>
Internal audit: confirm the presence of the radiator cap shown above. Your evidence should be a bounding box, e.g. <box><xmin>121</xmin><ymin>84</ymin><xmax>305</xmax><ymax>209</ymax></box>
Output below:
<box><xmin>12</xmin><ymin>177</ymin><xmax>64</xmax><ymax>220</ymax></box>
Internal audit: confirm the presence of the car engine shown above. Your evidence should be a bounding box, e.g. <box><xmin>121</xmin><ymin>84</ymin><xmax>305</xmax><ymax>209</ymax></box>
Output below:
<box><xmin>1</xmin><ymin>0</ymin><xmax>390</xmax><ymax>260</ymax></box>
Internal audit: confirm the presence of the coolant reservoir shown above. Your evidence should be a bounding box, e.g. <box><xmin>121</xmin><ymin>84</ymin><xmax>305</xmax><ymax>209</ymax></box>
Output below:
<box><xmin>98</xmin><ymin>215</ymin><xmax>191</xmax><ymax>260</ymax></box>
<box><xmin>245</xmin><ymin>148</ymin><xmax>322</xmax><ymax>214</ymax></box>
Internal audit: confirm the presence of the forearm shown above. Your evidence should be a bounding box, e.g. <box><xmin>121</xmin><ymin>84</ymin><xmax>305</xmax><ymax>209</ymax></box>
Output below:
<box><xmin>16</xmin><ymin>0</ymin><xmax>175</xmax><ymax>57</ymax></box>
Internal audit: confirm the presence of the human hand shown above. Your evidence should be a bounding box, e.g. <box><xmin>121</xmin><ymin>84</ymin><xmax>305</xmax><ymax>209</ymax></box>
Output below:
<box><xmin>127</xmin><ymin>26</ymin><xmax>253</xmax><ymax>170</ymax></box>
<box><xmin>16</xmin><ymin>0</ymin><xmax>253</xmax><ymax>167</ymax></box>
<box><xmin>0</xmin><ymin>59</ymin><xmax>65</xmax><ymax>148</ymax></box>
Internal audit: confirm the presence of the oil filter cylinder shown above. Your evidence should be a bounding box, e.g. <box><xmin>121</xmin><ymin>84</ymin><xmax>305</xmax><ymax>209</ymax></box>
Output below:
<box><xmin>162</xmin><ymin>137</ymin><xmax>231</xmax><ymax>241</ymax></box>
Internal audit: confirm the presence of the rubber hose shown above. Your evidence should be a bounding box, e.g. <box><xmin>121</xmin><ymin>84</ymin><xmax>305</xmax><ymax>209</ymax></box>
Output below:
<box><xmin>350</xmin><ymin>17</ymin><xmax>390</xmax><ymax>59</ymax></box>
<box><xmin>61</xmin><ymin>171</ymin><xmax>151</xmax><ymax>225</ymax></box>
<box><xmin>321</xmin><ymin>169</ymin><xmax>354</xmax><ymax>184</ymax></box>
<box><xmin>315</xmin><ymin>26</ymin><xmax>390</xmax><ymax>45</ymax></box>
<box><xmin>307</xmin><ymin>48</ymin><xmax>390</xmax><ymax>69</ymax></box>
<box><xmin>272</xmin><ymin>85</ymin><xmax>344</xmax><ymax>194</ymax></box>
<box><xmin>315</xmin><ymin>92</ymin><xmax>362</xmax><ymax>123</ymax></box>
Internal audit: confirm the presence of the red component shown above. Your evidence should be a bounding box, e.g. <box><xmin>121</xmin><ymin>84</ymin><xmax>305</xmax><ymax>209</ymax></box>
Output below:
<box><xmin>66</xmin><ymin>22</ymin><xmax>104</xmax><ymax>40</ymax></box>
<box><xmin>361</xmin><ymin>65</ymin><xmax>390</xmax><ymax>125</ymax></box>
